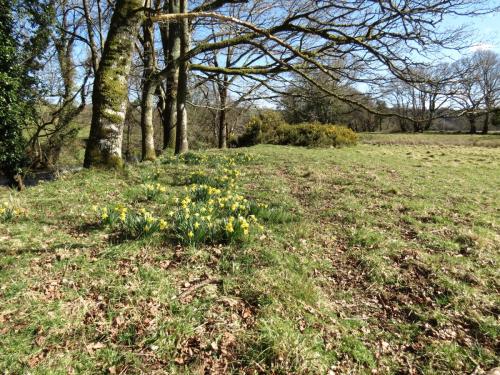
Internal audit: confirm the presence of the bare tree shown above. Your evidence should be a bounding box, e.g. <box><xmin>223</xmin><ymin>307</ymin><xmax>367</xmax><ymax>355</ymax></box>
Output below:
<box><xmin>28</xmin><ymin>0</ymin><xmax>95</xmax><ymax>168</ymax></box>
<box><xmin>452</xmin><ymin>54</ymin><xmax>486</xmax><ymax>134</ymax></box>
<box><xmin>475</xmin><ymin>50</ymin><xmax>500</xmax><ymax>134</ymax></box>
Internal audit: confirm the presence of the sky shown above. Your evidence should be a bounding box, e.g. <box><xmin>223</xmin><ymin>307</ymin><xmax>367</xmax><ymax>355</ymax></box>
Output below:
<box><xmin>443</xmin><ymin>9</ymin><xmax>500</xmax><ymax>56</ymax></box>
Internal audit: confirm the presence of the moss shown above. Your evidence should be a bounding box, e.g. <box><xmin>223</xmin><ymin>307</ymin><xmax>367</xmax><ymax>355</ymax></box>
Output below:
<box><xmin>102</xmin><ymin>110</ymin><xmax>125</xmax><ymax>125</ymax></box>
<box><xmin>105</xmin><ymin>153</ymin><xmax>124</xmax><ymax>169</ymax></box>
<box><xmin>142</xmin><ymin>150</ymin><xmax>156</xmax><ymax>162</ymax></box>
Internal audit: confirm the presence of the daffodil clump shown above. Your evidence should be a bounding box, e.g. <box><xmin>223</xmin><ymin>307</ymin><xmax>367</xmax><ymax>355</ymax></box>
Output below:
<box><xmin>0</xmin><ymin>201</ymin><xmax>24</xmax><ymax>222</ymax></box>
<box><xmin>186</xmin><ymin>168</ymin><xmax>240</xmax><ymax>189</ymax></box>
<box><xmin>143</xmin><ymin>183</ymin><xmax>167</xmax><ymax>200</ymax></box>
<box><xmin>141</xmin><ymin>165</ymin><xmax>162</xmax><ymax>182</ymax></box>
<box><xmin>162</xmin><ymin>151</ymin><xmax>255</xmax><ymax>168</ymax></box>
<box><xmin>169</xmin><ymin>189</ymin><xmax>263</xmax><ymax>246</ymax></box>
<box><xmin>93</xmin><ymin>205</ymin><xmax>168</xmax><ymax>238</ymax></box>
<box><xmin>167</xmin><ymin>162</ymin><xmax>265</xmax><ymax>245</ymax></box>
<box><xmin>161</xmin><ymin>152</ymin><xmax>209</xmax><ymax>166</ymax></box>
<box><xmin>92</xmin><ymin>151</ymin><xmax>268</xmax><ymax>245</ymax></box>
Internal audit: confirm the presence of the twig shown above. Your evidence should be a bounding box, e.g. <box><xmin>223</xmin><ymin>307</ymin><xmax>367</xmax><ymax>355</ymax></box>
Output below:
<box><xmin>172</xmin><ymin>278</ymin><xmax>221</xmax><ymax>301</ymax></box>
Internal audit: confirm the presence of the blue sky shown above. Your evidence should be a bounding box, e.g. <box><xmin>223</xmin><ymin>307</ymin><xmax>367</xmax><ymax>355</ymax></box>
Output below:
<box><xmin>444</xmin><ymin>9</ymin><xmax>500</xmax><ymax>54</ymax></box>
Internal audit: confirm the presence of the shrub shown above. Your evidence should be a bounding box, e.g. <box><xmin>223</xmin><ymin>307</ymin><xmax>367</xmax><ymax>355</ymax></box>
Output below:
<box><xmin>236</xmin><ymin>117</ymin><xmax>264</xmax><ymax>147</ymax></box>
<box><xmin>235</xmin><ymin>117</ymin><xmax>357</xmax><ymax>148</ymax></box>
<box><xmin>273</xmin><ymin>123</ymin><xmax>357</xmax><ymax>147</ymax></box>
<box><xmin>236</xmin><ymin>111</ymin><xmax>286</xmax><ymax>147</ymax></box>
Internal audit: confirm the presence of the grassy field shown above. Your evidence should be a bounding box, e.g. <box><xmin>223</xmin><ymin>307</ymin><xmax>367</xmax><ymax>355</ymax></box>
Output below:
<box><xmin>1</xmin><ymin>138</ymin><xmax>499</xmax><ymax>374</ymax></box>
<box><xmin>361</xmin><ymin>132</ymin><xmax>500</xmax><ymax>147</ymax></box>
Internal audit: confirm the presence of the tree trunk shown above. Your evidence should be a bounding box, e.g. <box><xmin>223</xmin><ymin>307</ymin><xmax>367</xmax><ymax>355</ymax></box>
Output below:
<box><xmin>482</xmin><ymin>111</ymin><xmax>490</xmax><ymax>134</ymax></box>
<box><xmin>412</xmin><ymin>121</ymin><xmax>421</xmax><ymax>133</ymax></box>
<box><xmin>141</xmin><ymin>82</ymin><xmax>157</xmax><ymax>161</ymax></box>
<box><xmin>218</xmin><ymin>80</ymin><xmax>228</xmax><ymax>149</ymax></box>
<box><xmin>161</xmin><ymin>0</ymin><xmax>180</xmax><ymax>149</ymax></box>
<box><xmin>84</xmin><ymin>0</ymin><xmax>144</xmax><ymax>168</ymax></box>
<box><xmin>175</xmin><ymin>0</ymin><xmax>189</xmax><ymax>154</ymax></box>
<box><xmin>218</xmin><ymin>107</ymin><xmax>227</xmax><ymax>148</ymax></box>
<box><xmin>468</xmin><ymin>116</ymin><xmax>477</xmax><ymax>134</ymax></box>
<box><xmin>140</xmin><ymin>13</ymin><xmax>156</xmax><ymax>161</ymax></box>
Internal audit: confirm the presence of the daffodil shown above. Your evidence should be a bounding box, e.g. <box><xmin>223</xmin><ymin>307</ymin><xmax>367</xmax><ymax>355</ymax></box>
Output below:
<box><xmin>188</xmin><ymin>231</ymin><xmax>194</xmax><ymax>238</ymax></box>
<box><xmin>159</xmin><ymin>219</ymin><xmax>168</xmax><ymax>230</ymax></box>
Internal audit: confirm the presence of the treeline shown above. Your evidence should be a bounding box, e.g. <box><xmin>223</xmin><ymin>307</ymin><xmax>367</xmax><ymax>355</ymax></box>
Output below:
<box><xmin>278</xmin><ymin>54</ymin><xmax>500</xmax><ymax>134</ymax></box>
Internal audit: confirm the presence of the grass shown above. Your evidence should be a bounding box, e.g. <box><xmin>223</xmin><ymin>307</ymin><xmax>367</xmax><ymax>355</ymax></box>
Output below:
<box><xmin>361</xmin><ymin>132</ymin><xmax>500</xmax><ymax>147</ymax></box>
<box><xmin>1</xmin><ymin>137</ymin><xmax>499</xmax><ymax>374</ymax></box>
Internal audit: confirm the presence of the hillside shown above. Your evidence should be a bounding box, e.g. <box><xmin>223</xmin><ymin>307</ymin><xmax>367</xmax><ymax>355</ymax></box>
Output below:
<box><xmin>1</xmin><ymin>141</ymin><xmax>499</xmax><ymax>374</ymax></box>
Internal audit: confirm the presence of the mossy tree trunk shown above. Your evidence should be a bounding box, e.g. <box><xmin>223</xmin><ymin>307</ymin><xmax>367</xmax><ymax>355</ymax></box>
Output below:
<box><xmin>84</xmin><ymin>0</ymin><xmax>144</xmax><ymax>168</ymax></box>
<box><xmin>175</xmin><ymin>0</ymin><xmax>189</xmax><ymax>154</ymax></box>
<box><xmin>140</xmin><ymin>9</ymin><xmax>157</xmax><ymax>161</ymax></box>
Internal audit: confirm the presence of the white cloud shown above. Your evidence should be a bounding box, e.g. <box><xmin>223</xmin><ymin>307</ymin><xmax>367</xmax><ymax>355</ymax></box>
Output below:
<box><xmin>469</xmin><ymin>43</ymin><xmax>496</xmax><ymax>52</ymax></box>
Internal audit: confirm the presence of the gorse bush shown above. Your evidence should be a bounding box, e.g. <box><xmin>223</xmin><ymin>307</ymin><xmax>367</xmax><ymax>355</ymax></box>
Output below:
<box><xmin>235</xmin><ymin>112</ymin><xmax>286</xmax><ymax>147</ymax></box>
<box><xmin>235</xmin><ymin>116</ymin><xmax>357</xmax><ymax>148</ymax></box>
<box><xmin>273</xmin><ymin>123</ymin><xmax>357</xmax><ymax>147</ymax></box>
